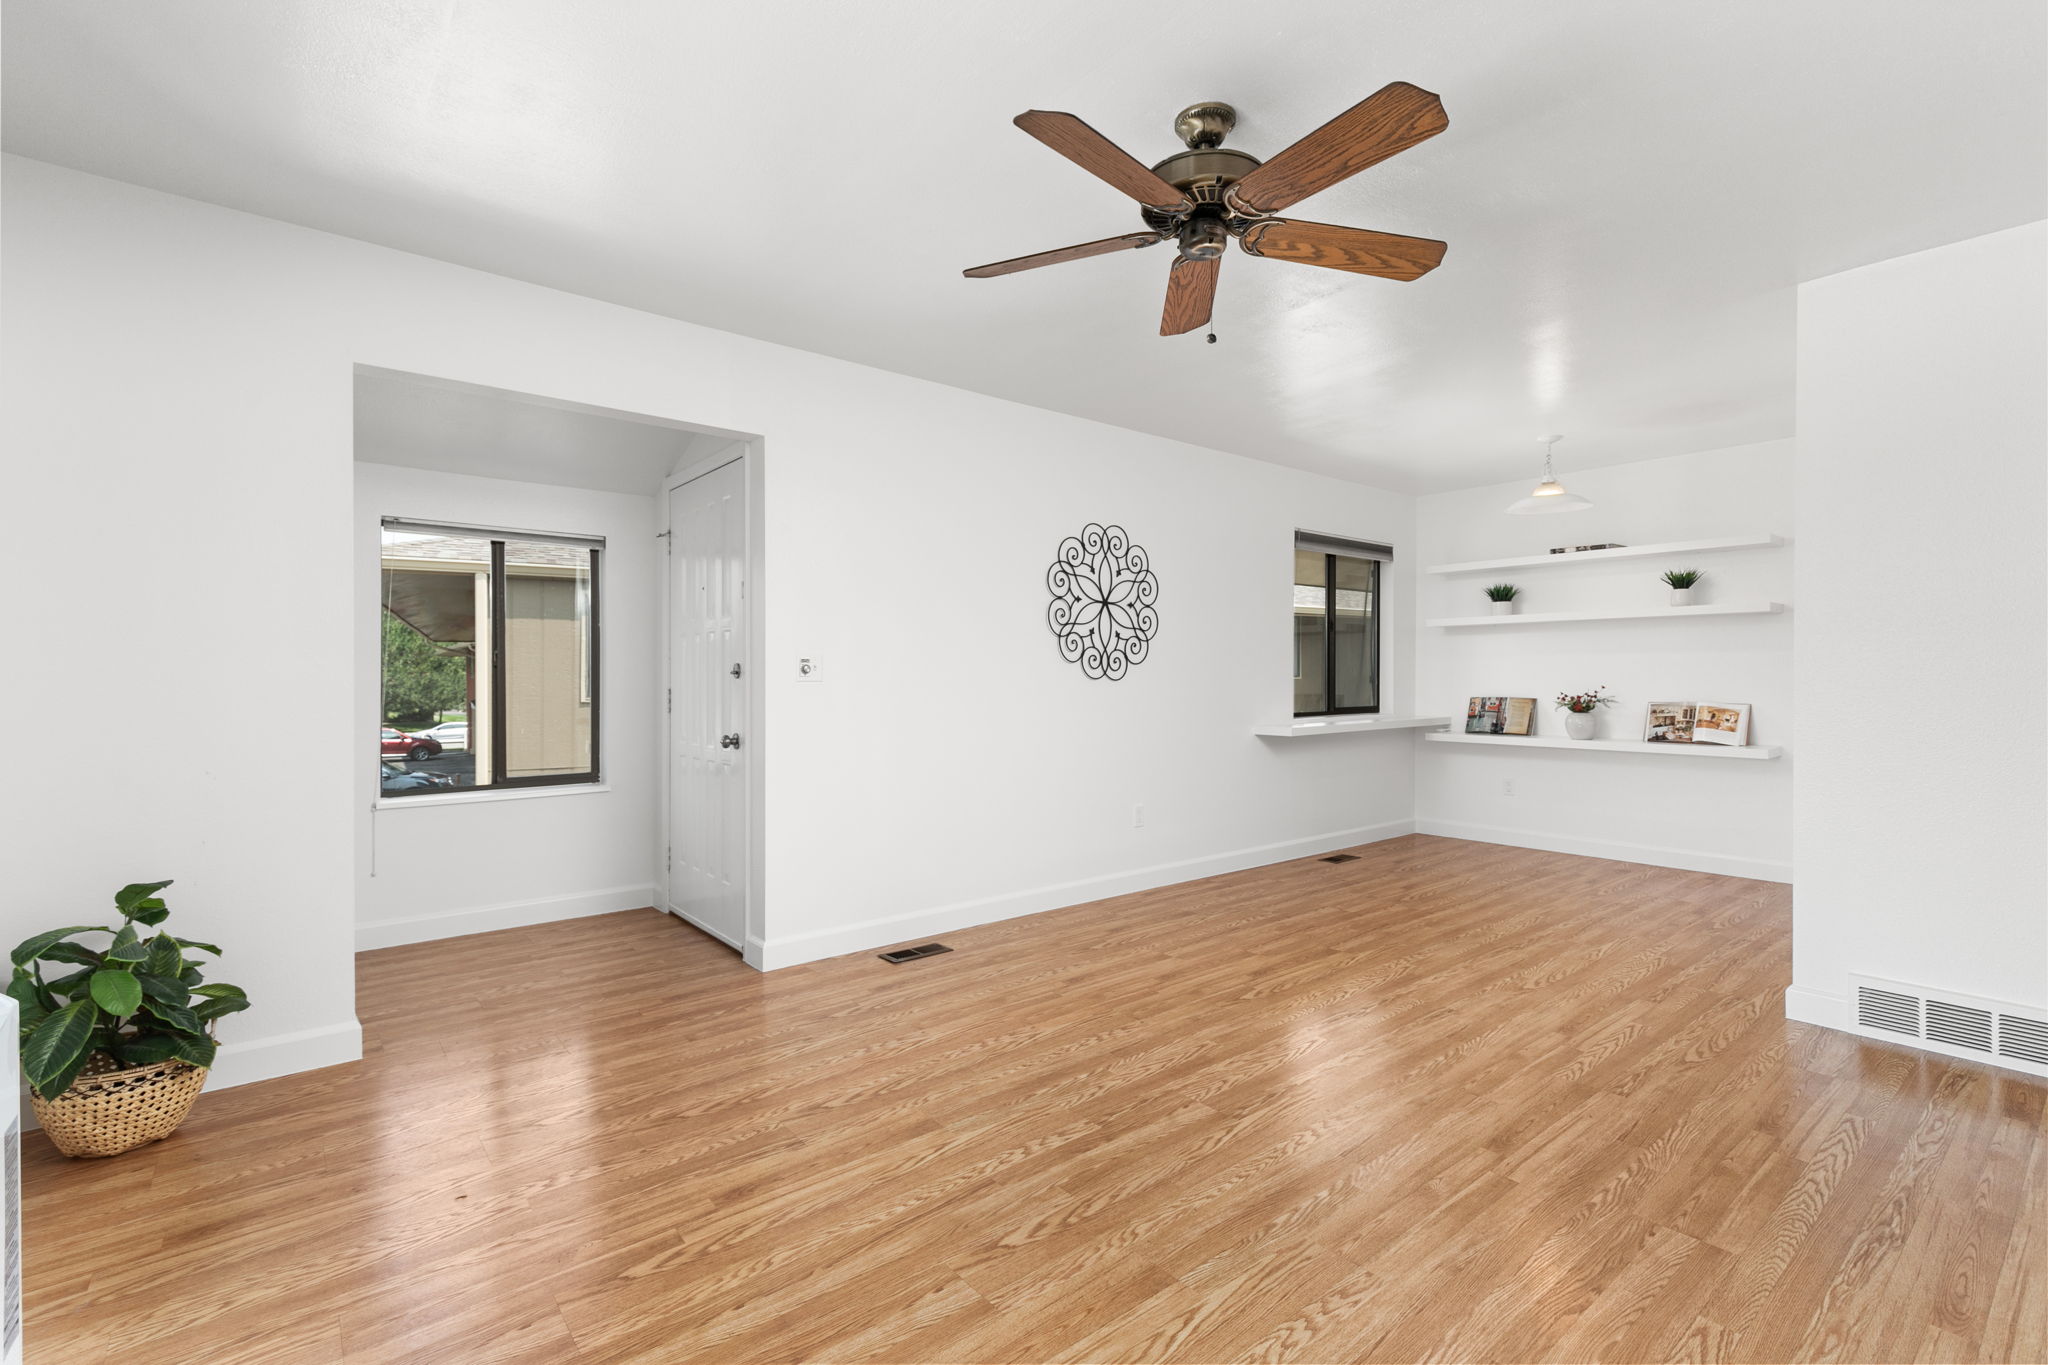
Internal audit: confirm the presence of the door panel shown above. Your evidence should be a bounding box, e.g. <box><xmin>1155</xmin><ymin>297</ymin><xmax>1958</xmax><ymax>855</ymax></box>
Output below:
<box><xmin>668</xmin><ymin>459</ymin><xmax>746</xmax><ymax>948</ymax></box>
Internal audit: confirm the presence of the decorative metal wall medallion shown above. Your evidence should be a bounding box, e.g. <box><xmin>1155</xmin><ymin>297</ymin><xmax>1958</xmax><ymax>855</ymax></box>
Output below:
<box><xmin>1046</xmin><ymin>523</ymin><xmax>1159</xmax><ymax>680</ymax></box>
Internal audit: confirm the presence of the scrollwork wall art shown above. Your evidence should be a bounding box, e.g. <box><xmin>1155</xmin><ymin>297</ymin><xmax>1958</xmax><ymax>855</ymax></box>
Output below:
<box><xmin>1046</xmin><ymin>523</ymin><xmax>1160</xmax><ymax>680</ymax></box>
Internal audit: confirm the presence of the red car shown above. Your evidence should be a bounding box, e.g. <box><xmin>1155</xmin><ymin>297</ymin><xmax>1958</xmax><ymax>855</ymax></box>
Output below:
<box><xmin>380</xmin><ymin>727</ymin><xmax>442</xmax><ymax>761</ymax></box>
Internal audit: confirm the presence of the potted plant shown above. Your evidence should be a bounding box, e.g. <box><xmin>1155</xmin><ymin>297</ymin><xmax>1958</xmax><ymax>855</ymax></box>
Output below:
<box><xmin>1554</xmin><ymin>686</ymin><xmax>1616</xmax><ymax>740</ymax></box>
<box><xmin>9</xmin><ymin>880</ymin><xmax>248</xmax><ymax>1158</ymax></box>
<box><xmin>1661</xmin><ymin>568</ymin><xmax>1704</xmax><ymax>606</ymax></box>
<box><xmin>1484</xmin><ymin>583</ymin><xmax>1520</xmax><ymax>616</ymax></box>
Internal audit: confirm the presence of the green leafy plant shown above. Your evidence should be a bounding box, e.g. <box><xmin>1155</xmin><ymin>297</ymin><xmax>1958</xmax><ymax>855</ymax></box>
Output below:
<box><xmin>9</xmin><ymin>880</ymin><xmax>248</xmax><ymax>1099</ymax></box>
<box><xmin>1484</xmin><ymin>583</ymin><xmax>1520</xmax><ymax>602</ymax></box>
<box><xmin>1660</xmin><ymin>568</ymin><xmax>1704</xmax><ymax>588</ymax></box>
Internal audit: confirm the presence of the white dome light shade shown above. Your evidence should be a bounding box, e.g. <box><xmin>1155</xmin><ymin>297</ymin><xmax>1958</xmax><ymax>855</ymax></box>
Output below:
<box><xmin>1506</xmin><ymin>483</ymin><xmax>1595</xmax><ymax>513</ymax></box>
<box><xmin>1505</xmin><ymin>435</ymin><xmax>1592</xmax><ymax>515</ymax></box>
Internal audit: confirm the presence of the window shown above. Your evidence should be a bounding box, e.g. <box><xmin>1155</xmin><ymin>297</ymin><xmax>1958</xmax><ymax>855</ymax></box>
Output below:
<box><xmin>1294</xmin><ymin>533</ymin><xmax>1387</xmax><ymax>716</ymax></box>
<box><xmin>379</xmin><ymin>519</ymin><xmax>601</xmax><ymax>796</ymax></box>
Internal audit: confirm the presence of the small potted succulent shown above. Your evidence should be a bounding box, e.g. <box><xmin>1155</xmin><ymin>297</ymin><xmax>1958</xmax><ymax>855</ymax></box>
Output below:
<box><xmin>1554</xmin><ymin>686</ymin><xmax>1616</xmax><ymax>740</ymax></box>
<box><xmin>1661</xmin><ymin>568</ymin><xmax>1704</xmax><ymax>606</ymax></box>
<box><xmin>10</xmin><ymin>880</ymin><xmax>248</xmax><ymax>1158</ymax></box>
<box><xmin>1484</xmin><ymin>583</ymin><xmax>1520</xmax><ymax>616</ymax></box>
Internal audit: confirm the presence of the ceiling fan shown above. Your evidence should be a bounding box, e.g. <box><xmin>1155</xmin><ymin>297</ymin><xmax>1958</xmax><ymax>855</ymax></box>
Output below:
<box><xmin>964</xmin><ymin>83</ymin><xmax>1449</xmax><ymax>337</ymax></box>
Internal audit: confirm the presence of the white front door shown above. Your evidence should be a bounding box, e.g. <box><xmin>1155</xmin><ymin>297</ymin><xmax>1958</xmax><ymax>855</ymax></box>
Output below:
<box><xmin>667</xmin><ymin>458</ymin><xmax>747</xmax><ymax>949</ymax></box>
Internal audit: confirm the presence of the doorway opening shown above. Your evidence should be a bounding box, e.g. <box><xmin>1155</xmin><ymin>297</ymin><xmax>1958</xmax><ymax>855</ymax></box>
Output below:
<box><xmin>352</xmin><ymin>365</ymin><xmax>763</xmax><ymax>961</ymax></box>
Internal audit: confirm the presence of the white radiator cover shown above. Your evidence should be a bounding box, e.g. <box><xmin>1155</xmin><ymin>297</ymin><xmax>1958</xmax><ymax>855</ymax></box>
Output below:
<box><xmin>1849</xmin><ymin>974</ymin><xmax>2048</xmax><ymax>1079</ymax></box>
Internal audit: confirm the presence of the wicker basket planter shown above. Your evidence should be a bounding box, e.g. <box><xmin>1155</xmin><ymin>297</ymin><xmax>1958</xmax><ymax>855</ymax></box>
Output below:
<box><xmin>29</xmin><ymin>1051</ymin><xmax>208</xmax><ymax>1158</ymax></box>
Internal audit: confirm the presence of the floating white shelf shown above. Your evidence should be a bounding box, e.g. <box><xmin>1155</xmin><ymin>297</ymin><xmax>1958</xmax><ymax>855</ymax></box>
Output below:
<box><xmin>1254</xmin><ymin>715</ymin><xmax>1455</xmax><ymax>738</ymax></box>
<box><xmin>1426</xmin><ymin>601</ymin><xmax>1783</xmax><ymax>628</ymax></box>
<box><xmin>1425</xmin><ymin>732</ymin><xmax>1782</xmax><ymax>760</ymax></box>
<box><xmin>1425</xmin><ymin>533</ymin><xmax>1785</xmax><ymax>577</ymax></box>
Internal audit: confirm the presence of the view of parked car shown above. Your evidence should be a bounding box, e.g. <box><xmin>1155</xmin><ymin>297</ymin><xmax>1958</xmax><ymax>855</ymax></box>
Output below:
<box><xmin>416</xmin><ymin>721</ymin><xmax>469</xmax><ymax>750</ymax></box>
<box><xmin>380</xmin><ymin>762</ymin><xmax>452</xmax><ymax>794</ymax></box>
<box><xmin>380</xmin><ymin>727</ymin><xmax>442</xmax><ymax>760</ymax></box>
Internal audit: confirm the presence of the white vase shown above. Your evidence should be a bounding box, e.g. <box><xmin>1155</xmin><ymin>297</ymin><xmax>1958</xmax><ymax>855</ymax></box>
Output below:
<box><xmin>1564</xmin><ymin>711</ymin><xmax>1597</xmax><ymax>740</ymax></box>
<box><xmin>1669</xmin><ymin>587</ymin><xmax>1695</xmax><ymax>607</ymax></box>
<box><xmin>1489</xmin><ymin>600</ymin><xmax>1516</xmax><ymax>616</ymax></box>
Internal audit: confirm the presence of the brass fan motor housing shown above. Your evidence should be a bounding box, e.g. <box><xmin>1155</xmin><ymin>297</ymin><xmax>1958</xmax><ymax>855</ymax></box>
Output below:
<box><xmin>1143</xmin><ymin>146</ymin><xmax>1265</xmax><ymax>249</ymax></box>
<box><xmin>1149</xmin><ymin>146</ymin><xmax>1263</xmax><ymax>202</ymax></box>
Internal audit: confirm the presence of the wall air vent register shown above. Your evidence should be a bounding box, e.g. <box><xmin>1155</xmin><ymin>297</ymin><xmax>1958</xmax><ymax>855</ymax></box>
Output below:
<box><xmin>1850</xmin><ymin>974</ymin><xmax>2048</xmax><ymax>1077</ymax></box>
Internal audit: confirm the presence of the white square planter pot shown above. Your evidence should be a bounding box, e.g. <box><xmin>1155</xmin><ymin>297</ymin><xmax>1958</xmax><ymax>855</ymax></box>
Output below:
<box><xmin>1489</xmin><ymin>601</ymin><xmax>1517</xmax><ymax>616</ymax></box>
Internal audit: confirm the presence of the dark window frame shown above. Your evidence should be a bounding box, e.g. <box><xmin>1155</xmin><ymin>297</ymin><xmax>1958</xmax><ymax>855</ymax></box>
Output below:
<box><xmin>1293</xmin><ymin>543</ymin><xmax>1383</xmax><ymax>719</ymax></box>
<box><xmin>381</xmin><ymin>519</ymin><xmax>603</xmax><ymax>797</ymax></box>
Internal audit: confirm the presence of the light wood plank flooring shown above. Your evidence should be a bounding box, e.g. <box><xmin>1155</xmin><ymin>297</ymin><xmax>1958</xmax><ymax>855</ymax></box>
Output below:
<box><xmin>22</xmin><ymin>835</ymin><xmax>2048</xmax><ymax>1363</ymax></box>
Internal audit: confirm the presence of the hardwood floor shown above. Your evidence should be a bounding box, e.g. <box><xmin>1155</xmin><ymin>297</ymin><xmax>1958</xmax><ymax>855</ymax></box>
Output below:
<box><xmin>21</xmin><ymin>835</ymin><xmax>2047</xmax><ymax>1363</ymax></box>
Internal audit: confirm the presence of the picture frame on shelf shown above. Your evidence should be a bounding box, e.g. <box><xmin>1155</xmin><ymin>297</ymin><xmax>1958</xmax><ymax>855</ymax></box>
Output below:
<box><xmin>1466</xmin><ymin>696</ymin><xmax>1535</xmax><ymax>736</ymax></box>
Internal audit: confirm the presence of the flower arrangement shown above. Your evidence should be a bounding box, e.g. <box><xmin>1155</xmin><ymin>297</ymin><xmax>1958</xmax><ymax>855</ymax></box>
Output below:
<box><xmin>1659</xmin><ymin>568</ymin><xmax>1704</xmax><ymax>589</ymax></box>
<box><xmin>1483</xmin><ymin>583</ymin><xmax>1519</xmax><ymax>602</ymax></box>
<box><xmin>1554</xmin><ymin>686</ymin><xmax>1615</xmax><ymax>714</ymax></box>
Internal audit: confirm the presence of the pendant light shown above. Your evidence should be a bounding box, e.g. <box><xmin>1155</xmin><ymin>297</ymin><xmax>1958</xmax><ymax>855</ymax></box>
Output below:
<box><xmin>1505</xmin><ymin>434</ymin><xmax>1592</xmax><ymax>514</ymax></box>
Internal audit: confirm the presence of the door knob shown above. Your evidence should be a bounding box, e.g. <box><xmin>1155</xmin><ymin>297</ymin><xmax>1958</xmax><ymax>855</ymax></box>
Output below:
<box><xmin>720</xmin><ymin>733</ymin><xmax>742</xmax><ymax>749</ymax></box>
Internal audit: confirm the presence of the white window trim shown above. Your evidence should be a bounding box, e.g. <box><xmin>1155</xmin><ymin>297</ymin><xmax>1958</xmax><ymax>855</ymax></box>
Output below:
<box><xmin>374</xmin><ymin>783</ymin><xmax>610</xmax><ymax>812</ymax></box>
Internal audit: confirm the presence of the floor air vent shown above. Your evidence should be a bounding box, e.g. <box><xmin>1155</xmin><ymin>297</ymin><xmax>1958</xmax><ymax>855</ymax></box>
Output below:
<box><xmin>1924</xmin><ymin>999</ymin><xmax>1994</xmax><ymax>1053</ymax></box>
<box><xmin>878</xmin><ymin>943</ymin><xmax>953</xmax><ymax>964</ymax></box>
<box><xmin>1856</xmin><ymin>985</ymin><xmax>1919</xmax><ymax>1036</ymax></box>
<box><xmin>1847</xmin><ymin>975</ymin><xmax>2048</xmax><ymax>1077</ymax></box>
<box><xmin>1320</xmin><ymin>854</ymin><xmax>1361</xmax><ymax>864</ymax></box>
<box><xmin>1999</xmin><ymin>1015</ymin><xmax>2048</xmax><ymax>1067</ymax></box>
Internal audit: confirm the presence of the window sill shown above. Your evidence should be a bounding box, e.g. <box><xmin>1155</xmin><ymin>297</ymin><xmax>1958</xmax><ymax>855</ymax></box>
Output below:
<box><xmin>374</xmin><ymin>783</ymin><xmax>611</xmax><ymax>811</ymax></box>
<box><xmin>1254</xmin><ymin>715</ymin><xmax>1454</xmax><ymax>738</ymax></box>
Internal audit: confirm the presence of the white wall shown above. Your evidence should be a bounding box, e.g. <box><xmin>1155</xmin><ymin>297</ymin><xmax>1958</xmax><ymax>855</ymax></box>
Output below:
<box><xmin>353</xmin><ymin>463</ymin><xmax>661</xmax><ymax>950</ymax></box>
<box><xmin>1413</xmin><ymin>441</ymin><xmax>1795</xmax><ymax>881</ymax></box>
<box><xmin>2</xmin><ymin>156</ymin><xmax>1418</xmax><ymax>1086</ymax></box>
<box><xmin>1791</xmin><ymin>220</ymin><xmax>2048</xmax><ymax>1023</ymax></box>
<box><xmin>757</xmin><ymin>435</ymin><xmax>1419</xmax><ymax>966</ymax></box>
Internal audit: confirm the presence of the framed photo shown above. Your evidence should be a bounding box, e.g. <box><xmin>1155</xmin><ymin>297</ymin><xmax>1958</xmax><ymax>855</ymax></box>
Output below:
<box><xmin>1644</xmin><ymin>702</ymin><xmax>1697</xmax><ymax>744</ymax></box>
<box><xmin>1466</xmin><ymin>696</ymin><xmax>1535</xmax><ymax>736</ymax></box>
<box><xmin>1692</xmin><ymin>702</ymin><xmax>1752</xmax><ymax>746</ymax></box>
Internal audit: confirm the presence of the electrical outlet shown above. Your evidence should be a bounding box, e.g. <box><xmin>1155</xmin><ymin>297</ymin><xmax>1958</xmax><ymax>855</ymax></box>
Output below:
<box><xmin>1134</xmin><ymin>804</ymin><xmax>1145</xmax><ymax>828</ymax></box>
<box><xmin>1502</xmin><ymin>778</ymin><xmax>1516</xmax><ymax>797</ymax></box>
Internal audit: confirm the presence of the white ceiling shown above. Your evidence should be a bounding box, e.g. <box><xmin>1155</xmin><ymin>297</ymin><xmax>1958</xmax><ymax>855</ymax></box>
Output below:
<box><xmin>354</xmin><ymin>367</ymin><xmax>733</xmax><ymax>495</ymax></box>
<box><xmin>8</xmin><ymin>1</ymin><xmax>2044</xmax><ymax>491</ymax></box>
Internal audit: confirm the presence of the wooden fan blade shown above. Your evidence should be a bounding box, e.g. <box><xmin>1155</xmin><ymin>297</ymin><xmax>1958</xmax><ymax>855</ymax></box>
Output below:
<box><xmin>1014</xmin><ymin>111</ymin><xmax>1192</xmax><ymax>212</ymax></box>
<box><xmin>1160</xmin><ymin>255</ymin><xmax>1220</xmax><ymax>335</ymax></box>
<box><xmin>1239</xmin><ymin>219</ymin><xmax>1446</xmax><ymax>280</ymax></box>
<box><xmin>1227</xmin><ymin>82</ymin><xmax>1448</xmax><ymax>215</ymax></box>
<box><xmin>963</xmin><ymin>232</ymin><xmax>1165</xmax><ymax>278</ymax></box>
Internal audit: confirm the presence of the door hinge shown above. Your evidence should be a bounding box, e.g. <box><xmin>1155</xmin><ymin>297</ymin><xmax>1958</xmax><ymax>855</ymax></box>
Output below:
<box><xmin>666</xmin><ymin>688</ymin><xmax>672</xmax><ymax>714</ymax></box>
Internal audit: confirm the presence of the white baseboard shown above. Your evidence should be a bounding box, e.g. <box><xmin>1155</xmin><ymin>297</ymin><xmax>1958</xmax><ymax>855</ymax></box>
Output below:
<box><xmin>753</xmin><ymin>820</ymin><xmax>1416</xmax><ymax>971</ymax></box>
<box><xmin>1784</xmin><ymin>984</ymin><xmax>1847</xmax><ymax>1029</ymax></box>
<box><xmin>1412</xmin><ymin>818</ymin><xmax>1793</xmax><ymax>883</ymax></box>
<box><xmin>356</xmin><ymin>883</ymin><xmax>657</xmax><ymax>951</ymax></box>
<box><xmin>22</xmin><ymin>1018</ymin><xmax>362</xmax><ymax>1132</ymax></box>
